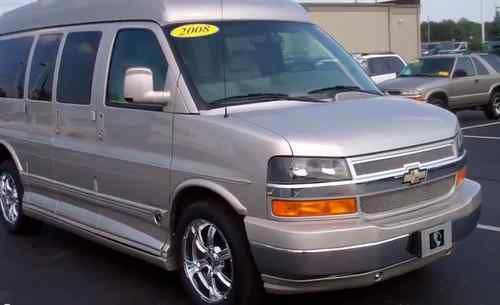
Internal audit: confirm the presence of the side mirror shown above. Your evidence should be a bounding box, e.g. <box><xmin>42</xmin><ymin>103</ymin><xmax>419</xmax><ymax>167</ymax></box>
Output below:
<box><xmin>124</xmin><ymin>68</ymin><xmax>171</xmax><ymax>105</ymax></box>
<box><xmin>453</xmin><ymin>69</ymin><xmax>467</xmax><ymax>78</ymax></box>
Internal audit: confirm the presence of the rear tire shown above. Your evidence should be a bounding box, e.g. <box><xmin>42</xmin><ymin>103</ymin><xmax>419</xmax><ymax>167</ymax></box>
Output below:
<box><xmin>0</xmin><ymin>160</ymin><xmax>42</xmax><ymax>234</ymax></box>
<box><xmin>175</xmin><ymin>199</ymin><xmax>264</xmax><ymax>305</ymax></box>
<box><xmin>484</xmin><ymin>92</ymin><xmax>500</xmax><ymax>120</ymax></box>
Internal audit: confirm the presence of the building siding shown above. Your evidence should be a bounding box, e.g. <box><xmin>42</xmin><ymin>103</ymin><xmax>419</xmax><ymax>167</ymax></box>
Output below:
<box><xmin>302</xmin><ymin>3</ymin><xmax>420</xmax><ymax>61</ymax></box>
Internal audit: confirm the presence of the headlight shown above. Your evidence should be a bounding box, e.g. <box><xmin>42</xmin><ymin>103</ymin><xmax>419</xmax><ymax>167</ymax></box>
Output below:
<box><xmin>268</xmin><ymin>157</ymin><xmax>352</xmax><ymax>184</ymax></box>
<box><xmin>455</xmin><ymin>128</ymin><xmax>465</xmax><ymax>156</ymax></box>
<box><xmin>401</xmin><ymin>89</ymin><xmax>422</xmax><ymax>96</ymax></box>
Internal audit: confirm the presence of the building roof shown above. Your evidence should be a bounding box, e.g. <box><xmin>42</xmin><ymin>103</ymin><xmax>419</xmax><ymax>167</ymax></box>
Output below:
<box><xmin>0</xmin><ymin>0</ymin><xmax>309</xmax><ymax>36</ymax></box>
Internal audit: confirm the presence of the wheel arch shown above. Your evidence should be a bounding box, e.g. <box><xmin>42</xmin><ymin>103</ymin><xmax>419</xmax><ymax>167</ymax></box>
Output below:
<box><xmin>0</xmin><ymin>140</ymin><xmax>23</xmax><ymax>173</ymax></box>
<box><xmin>426</xmin><ymin>90</ymin><xmax>449</xmax><ymax>102</ymax></box>
<box><xmin>170</xmin><ymin>179</ymin><xmax>248</xmax><ymax>233</ymax></box>
<box><xmin>489</xmin><ymin>83</ymin><xmax>500</xmax><ymax>95</ymax></box>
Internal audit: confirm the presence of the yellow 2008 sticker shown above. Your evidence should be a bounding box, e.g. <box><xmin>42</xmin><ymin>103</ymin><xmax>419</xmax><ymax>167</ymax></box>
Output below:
<box><xmin>171</xmin><ymin>24</ymin><xmax>220</xmax><ymax>38</ymax></box>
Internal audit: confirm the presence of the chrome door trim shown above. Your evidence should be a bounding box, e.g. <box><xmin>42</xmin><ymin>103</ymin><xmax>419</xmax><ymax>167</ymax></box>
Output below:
<box><xmin>23</xmin><ymin>202</ymin><xmax>169</xmax><ymax>265</ymax></box>
<box><xmin>22</xmin><ymin>172</ymin><xmax>167</xmax><ymax>221</ymax></box>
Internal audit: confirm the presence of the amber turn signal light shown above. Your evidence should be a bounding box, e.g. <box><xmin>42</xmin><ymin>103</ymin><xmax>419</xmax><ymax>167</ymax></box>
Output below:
<box><xmin>456</xmin><ymin>167</ymin><xmax>467</xmax><ymax>187</ymax></box>
<box><xmin>272</xmin><ymin>198</ymin><xmax>357</xmax><ymax>217</ymax></box>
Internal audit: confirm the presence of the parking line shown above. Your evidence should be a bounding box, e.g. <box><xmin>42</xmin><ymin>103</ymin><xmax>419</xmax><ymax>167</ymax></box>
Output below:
<box><xmin>477</xmin><ymin>224</ymin><xmax>500</xmax><ymax>233</ymax></box>
<box><xmin>464</xmin><ymin>135</ymin><xmax>500</xmax><ymax>140</ymax></box>
<box><xmin>461</xmin><ymin>121</ymin><xmax>500</xmax><ymax>131</ymax></box>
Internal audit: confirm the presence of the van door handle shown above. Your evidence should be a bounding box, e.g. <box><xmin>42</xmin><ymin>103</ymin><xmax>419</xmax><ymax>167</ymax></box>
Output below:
<box><xmin>475</xmin><ymin>79</ymin><xmax>480</xmax><ymax>83</ymax></box>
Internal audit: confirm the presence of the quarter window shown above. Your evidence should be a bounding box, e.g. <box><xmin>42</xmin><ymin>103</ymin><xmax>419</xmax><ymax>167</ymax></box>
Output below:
<box><xmin>454</xmin><ymin>57</ymin><xmax>475</xmax><ymax>78</ymax></box>
<box><xmin>0</xmin><ymin>37</ymin><xmax>33</xmax><ymax>99</ymax></box>
<box><xmin>480</xmin><ymin>54</ymin><xmax>500</xmax><ymax>73</ymax></box>
<box><xmin>29</xmin><ymin>34</ymin><xmax>62</xmax><ymax>101</ymax></box>
<box><xmin>57</xmin><ymin>32</ymin><xmax>102</xmax><ymax>105</ymax></box>
<box><xmin>472</xmin><ymin>57</ymin><xmax>490</xmax><ymax>75</ymax></box>
<box><xmin>107</xmin><ymin>29</ymin><xmax>168</xmax><ymax>109</ymax></box>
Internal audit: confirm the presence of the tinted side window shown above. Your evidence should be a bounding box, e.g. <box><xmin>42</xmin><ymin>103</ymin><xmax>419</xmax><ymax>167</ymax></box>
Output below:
<box><xmin>473</xmin><ymin>57</ymin><xmax>490</xmax><ymax>75</ymax></box>
<box><xmin>368</xmin><ymin>57</ymin><xmax>391</xmax><ymax>76</ymax></box>
<box><xmin>107</xmin><ymin>29</ymin><xmax>168</xmax><ymax>109</ymax></box>
<box><xmin>387</xmin><ymin>57</ymin><xmax>405</xmax><ymax>74</ymax></box>
<box><xmin>454</xmin><ymin>57</ymin><xmax>475</xmax><ymax>77</ymax></box>
<box><xmin>29</xmin><ymin>34</ymin><xmax>62</xmax><ymax>101</ymax></box>
<box><xmin>481</xmin><ymin>54</ymin><xmax>500</xmax><ymax>73</ymax></box>
<box><xmin>57</xmin><ymin>32</ymin><xmax>101</xmax><ymax>105</ymax></box>
<box><xmin>0</xmin><ymin>37</ymin><xmax>33</xmax><ymax>99</ymax></box>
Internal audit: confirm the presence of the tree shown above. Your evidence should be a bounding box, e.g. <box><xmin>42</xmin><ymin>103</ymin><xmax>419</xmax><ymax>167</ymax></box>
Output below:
<box><xmin>421</xmin><ymin>18</ymin><xmax>483</xmax><ymax>51</ymax></box>
<box><xmin>487</xmin><ymin>11</ymin><xmax>500</xmax><ymax>41</ymax></box>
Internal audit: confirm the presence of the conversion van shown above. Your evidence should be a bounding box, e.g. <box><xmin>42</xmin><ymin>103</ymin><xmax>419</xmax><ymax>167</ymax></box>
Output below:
<box><xmin>0</xmin><ymin>1</ymin><xmax>481</xmax><ymax>305</ymax></box>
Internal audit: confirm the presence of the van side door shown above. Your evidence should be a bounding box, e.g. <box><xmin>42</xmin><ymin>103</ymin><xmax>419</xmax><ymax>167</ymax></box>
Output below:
<box><xmin>24</xmin><ymin>32</ymin><xmax>63</xmax><ymax>213</ymax></box>
<box><xmin>52</xmin><ymin>29</ymin><xmax>103</xmax><ymax>228</ymax></box>
<box><xmin>94</xmin><ymin>23</ymin><xmax>177</xmax><ymax>255</ymax></box>
<box><xmin>0</xmin><ymin>36</ymin><xmax>35</xmax><ymax>201</ymax></box>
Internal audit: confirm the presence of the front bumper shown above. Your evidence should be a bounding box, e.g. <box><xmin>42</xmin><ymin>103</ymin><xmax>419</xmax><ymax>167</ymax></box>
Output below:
<box><xmin>245</xmin><ymin>179</ymin><xmax>481</xmax><ymax>294</ymax></box>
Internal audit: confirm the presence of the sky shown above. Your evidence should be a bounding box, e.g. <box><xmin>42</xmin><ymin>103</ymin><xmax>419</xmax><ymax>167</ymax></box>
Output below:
<box><xmin>0</xmin><ymin>0</ymin><xmax>499</xmax><ymax>23</ymax></box>
<box><xmin>422</xmin><ymin>0</ymin><xmax>499</xmax><ymax>22</ymax></box>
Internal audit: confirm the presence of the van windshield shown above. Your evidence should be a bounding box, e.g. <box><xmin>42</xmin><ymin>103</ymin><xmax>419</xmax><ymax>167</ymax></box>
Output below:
<box><xmin>166</xmin><ymin>21</ymin><xmax>379</xmax><ymax>108</ymax></box>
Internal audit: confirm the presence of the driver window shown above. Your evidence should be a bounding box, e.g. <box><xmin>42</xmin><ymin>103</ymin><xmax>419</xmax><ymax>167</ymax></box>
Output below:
<box><xmin>107</xmin><ymin>29</ymin><xmax>168</xmax><ymax>109</ymax></box>
<box><xmin>454</xmin><ymin>57</ymin><xmax>475</xmax><ymax>78</ymax></box>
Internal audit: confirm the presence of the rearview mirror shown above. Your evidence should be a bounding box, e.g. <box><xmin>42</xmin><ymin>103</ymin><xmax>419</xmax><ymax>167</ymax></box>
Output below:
<box><xmin>124</xmin><ymin>68</ymin><xmax>171</xmax><ymax>105</ymax></box>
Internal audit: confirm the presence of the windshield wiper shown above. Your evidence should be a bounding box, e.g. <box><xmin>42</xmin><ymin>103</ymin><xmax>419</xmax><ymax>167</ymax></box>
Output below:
<box><xmin>210</xmin><ymin>93</ymin><xmax>326</xmax><ymax>106</ymax></box>
<box><xmin>308</xmin><ymin>86</ymin><xmax>382</xmax><ymax>96</ymax></box>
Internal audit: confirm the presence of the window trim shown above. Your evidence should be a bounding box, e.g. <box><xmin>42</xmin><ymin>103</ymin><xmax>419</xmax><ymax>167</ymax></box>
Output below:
<box><xmin>105</xmin><ymin>27</ymin><xmax>169</xmax><ymax>112</ymax></box>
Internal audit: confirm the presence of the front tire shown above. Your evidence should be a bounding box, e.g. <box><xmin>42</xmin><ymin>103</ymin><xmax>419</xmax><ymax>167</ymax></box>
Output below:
<box><xmin>0</xmin><ymin>160</ymin><xmax>42</xmax><ymax>234</ymax></box>
<box><xmin>484</xmin><ymin>92</ymin><xmax>500</xmax><ymax>120</ymax></box>
<box><xmin>428</xmin><ymin>97</ymin><xmax>448</xmax><ymax>109</ymax></box>
<box><xmin>175</xmin><ymin>200</ymin><xmax>263</xmax><ymax>305</ymax></box>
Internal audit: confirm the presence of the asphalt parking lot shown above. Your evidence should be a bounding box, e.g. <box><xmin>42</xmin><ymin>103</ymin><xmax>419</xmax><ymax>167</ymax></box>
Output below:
<box><xmin>1</xmin><ymin>110</ymin><xmax>499</xmax><ymax>305</ymax></box>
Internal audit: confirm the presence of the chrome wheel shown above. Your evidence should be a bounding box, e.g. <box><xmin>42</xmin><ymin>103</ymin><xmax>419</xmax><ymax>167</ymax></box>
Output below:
<box><xmin>182</xmin><ymin>219</ymin><xmax>233</xmax><ymax>303</ymax></box>
<box><xmin>494</xmin><ymin>96</ymin><xmax>500</xmax><ymax>115</ymax></box>
<box><xmin>0</xmin><ymin>173</ymin><xmax>20</xmax><ymax>224</ymax></box>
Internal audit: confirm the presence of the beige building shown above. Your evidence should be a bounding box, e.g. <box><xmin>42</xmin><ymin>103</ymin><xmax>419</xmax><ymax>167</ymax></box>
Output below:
<box><xmin>300</xmin><ymin>0</ymin><xmax>421</xmax><ymax>61</ymax></box>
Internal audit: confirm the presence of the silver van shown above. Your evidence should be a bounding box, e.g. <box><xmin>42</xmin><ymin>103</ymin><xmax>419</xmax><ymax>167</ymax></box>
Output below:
<box><xmin>0</xmin><ymin>1</ymin><xmax>481</xmax><ymax>305</ymax></box>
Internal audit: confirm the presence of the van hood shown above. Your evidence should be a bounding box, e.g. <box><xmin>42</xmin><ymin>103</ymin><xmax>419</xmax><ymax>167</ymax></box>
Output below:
<box><xmin>231</xmin><ymin>97</ymin><xmax>458</xmax><ymax>157</ymax></box>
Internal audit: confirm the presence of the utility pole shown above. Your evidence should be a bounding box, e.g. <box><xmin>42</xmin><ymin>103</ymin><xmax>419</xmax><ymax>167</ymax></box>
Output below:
<box><xmin>427</xmin><ymin>16</ymin><xmax>431</xmax><ymax>43</ymax></box>
<box><xmin>481</xmin><ymin>0</ymin><xmax>486</xmax><ymax>44</ymax></box>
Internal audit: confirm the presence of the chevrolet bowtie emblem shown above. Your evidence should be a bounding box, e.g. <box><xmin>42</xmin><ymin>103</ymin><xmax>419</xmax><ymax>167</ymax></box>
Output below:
<box><xmin>403</xmin><ymin>168</ymin><xmax>427</xmax><ymax>185</ymax></box>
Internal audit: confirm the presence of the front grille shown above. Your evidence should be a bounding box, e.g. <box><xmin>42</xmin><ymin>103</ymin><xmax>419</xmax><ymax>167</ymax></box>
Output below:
<box><xmin>353</xmin><ymin>145</ymin><xmax>455</xmax><ymax>176</ymax></box>
<box><xmin>360</xmin><ymin>176</ymin><xmax>455</xmax><ymax>214</ymax></box>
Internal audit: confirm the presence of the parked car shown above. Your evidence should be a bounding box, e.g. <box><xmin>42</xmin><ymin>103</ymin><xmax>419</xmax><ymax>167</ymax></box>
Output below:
<box><xmin>380</xmin><ymin>54</ymin><xmax>500</xmax><ymax>119</ymax></box>
<box><xmin>438</xmin><ymin>42</ymin><xmax>468</xmax><ymax>55</ymax></box>
<box><xmin>421</xmin><ymin>42</ymin><xmax>442</xmax><ymax>56</ymax></box>
<box><xmin>354</xmin><ymin>53</ymin><xmax>407</xmax><ymax>84</ymax></box>
<box><xmin>0</xmin><ymin>1</ymin><xmax>480</xmax><ymax>305</ymax></box>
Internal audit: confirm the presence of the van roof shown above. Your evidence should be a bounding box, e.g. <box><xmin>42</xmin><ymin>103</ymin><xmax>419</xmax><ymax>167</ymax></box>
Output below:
<box><xmin>0</xmin><ymin>0</ymin><xmax>309</xmax><ymax>36</ymax></box>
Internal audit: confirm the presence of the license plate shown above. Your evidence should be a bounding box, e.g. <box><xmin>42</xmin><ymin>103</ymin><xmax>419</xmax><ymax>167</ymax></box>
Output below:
<box><xmin>419</xmin><ymin>222</ymin><xmax>452</xmax><ymax>258</ymax></box>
